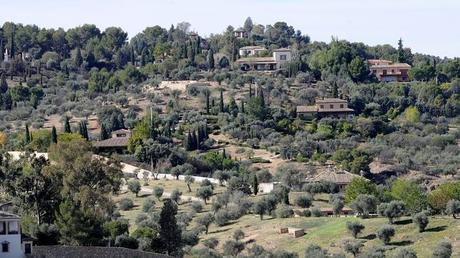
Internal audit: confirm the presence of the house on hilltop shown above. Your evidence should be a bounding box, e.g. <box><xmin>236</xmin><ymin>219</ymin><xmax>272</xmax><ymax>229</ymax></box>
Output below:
<box><xmin>236</xmin><ymin>48</ymin><xmax>292</xmax><ymax>72</ymax></box>
<box><xmin>296</xmin><ymin>98</ymin><xmax>354</xmax><ymax>119</ymax></box>
<box><xmin>368</xmin><ymin>59</ymin><xmax>411</xmax><ymax>82</ymax></box>
<box><xmin>306</xmin><ymin>166</ymin><xmax>364</xmax><ymax>191</ymax></box>
<box><xmin>93</xmin><ymin>129</ymin><xmax>132</xmax><ymax>153</ymax></box>
<box><xmin>234</xmin><ymin>28</ymin><xmax>249</xmax><ymax>39</ymax></box>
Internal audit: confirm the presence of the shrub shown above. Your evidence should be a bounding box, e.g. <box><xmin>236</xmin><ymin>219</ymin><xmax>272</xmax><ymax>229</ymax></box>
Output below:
<box><xmin>127</xmin><ymin>179</ymin><xmax>141</xmax><ymax>197</ymax></box>
<box><xmin>115</xmin><ymin>234</ymin><xmax>139</xmax><ymax>249</ymax></box>
<box><xmin>295</xmin><ymin>194</ymin><xmax>313</xmax><ymax>208</ymax></box>
<box><xmin>395</xmin><ymin>247</ymin><xmax>417</xmax><ymax>258</ymax></box>
<box><xmin>432</xmin><ymin>240</ymin><xmax>452</xmax><ymax>258</ymax></box>
<box><xmin>346</xmin><ymin>221</ymin><xmax>365</xmax><ymax>239</ymax></box>
<box><xmin>310</xmin><ymin>207</ymin><xmax>322</xmax><ymax>217</ymax></box>
<box><xmin>196</xmin><ymin>213</ymin><xmax>214</xmax><ymax>234</ymax></box>
<box><xmin>377</xmin><ymin>225</ymin><xmax>395</xmax><ymax>245</ymax></box>
<box><xmin>446</xmin><ymin>199</ymin><xmax>460</xmax><ymax>218</ymax></box>
<box><xmin>351</xmin><ymin>194</ymin><xmax>377</xmax><ymax>218</ymax></box>
<box><xmin>202</xmin><ymin>237</ymin><xmax>219</xmax><ymax>249</ymax></box>
<box><xmin>142</xmin><ymin>198</ymin><xmax>155</xmax><ymax>212</ymax></box>
<box><xmin>412</xmin><ymin>212</ymin><xmax>429</xmax><ymax>232</ymax></box>
<box><xmin>233</xmin><ymin>229</ymin><xmax>245</xmax><ymax>240</ymax></box>
<box><xmin>294</xmin><ymin>209</ymin><xmax>311</xmax><ymax>217</ymax></box>
<box><xmin>191</xmin><ymin>201</ymin><xmax>203</xmax><ymax>213</ymax></box>
<box><xmin>223</xmin><ymin>239</ymin><xmax>245</xmax><ymax>256</ymax></box>
<box><xmin>344</xmin><ymin>240</ymin><xmax>364</xmax><ymax>257</ymax></box>
<box><xmin>276</xmin><ymin>205</ymin><xmax>294</xmax><ymax>218</ymax></box>
<box><xmin>170</xmin><ymin>189</ymin><xmax>182</xmax><ymax>203</ymax></box>
<box><xmin>214</xmin><ymin>209</ymin><xmax>230</xmax><ymax>226</ymax></box>
<box><xmin>119</xmin><ymin>198</ymin><xmax>134</xmax><ymax>211</ymax></box>
<box><xmin>153</xmin><ymin>186</ymin><xmax>164</xmax><ymax>200</ymax></box>
<box><xmin>304</xmin><ymin>244</ymin><xmax>328</xmax><ymax>258</ymax></box>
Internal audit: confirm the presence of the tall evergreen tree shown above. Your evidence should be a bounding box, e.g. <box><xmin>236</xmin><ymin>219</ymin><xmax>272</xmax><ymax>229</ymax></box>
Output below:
<box><xmin>219</xmin><ymin>89</ymin><xmax>224</xmax><ymax>113</ymax></box>
<box><xmin>397</xmin><ymin>38</ymin><xmax>405</xmax><ymax>63</ymax></box>
<box><xmin>25</xmin><ymin>124</ymin><xmax>31</xmax><ymax>144</ymax></box>
<box><xmin>100</xmin><ymin>124</ymin><xmax>109</xmax><ymax>140</ymax></box>
<box><xmin>0</xmin><ymin>38</ymin><xmax>3</xmax><ymax>62</ymax></box>
<box><xmin>63</xmin><ymin>117</ymin><xmax>72</xmax><ymax>133</ymax></box>
<box><xmin>79</xmin><ymin>121</ymin><xmax>89</xmax><ymax>140</ymax></box>
<box><xmin>207</xmin><ymin>49</ymin><xmax>215</xmax><ymax>70</ymax></box>
<box><xmin>252</xmin><ymin>173</ymin><xmax>259</xmax><ymax>195</ymax></box>
<box><xmin>0</xmin><ymin>73</ymin><xmax>8</xmax><ymax>94</ymax></box>
<box><xmin>10</xmin><ymin>25</ymin><xmax>15</xmax><ymax>58</ymax></box>
<box><xmin>205</xmin><ymin>91</ymin><xmax>210</xmax><ymax>114</ymax></box>
<box><xmin>159</xmin><ymin>199</ymin><xmax>182</xmax><ymax>255</ymax></box>
<box><xmin>74</xmin><ymin>47</ymin><xmax>83</xmax><ymax>68</ymax></box>
<box><xmin>130</xmin><ymin>46</ymin><xmax>135</xmax><ymax>66</ymax></box>
<box><xmin>51</xmin><ymin>126</ymin><xmax>58</xmax><ymax>144</ymax></box>
<box><xmin>241</xmin><ymin>100</ymin><xmax>245</xmax><ymax>113</ymax></box>
<box><xmin>249</xmin><ymin>84</ymin><xmax>253</xmax><ymax>98</ymax></box>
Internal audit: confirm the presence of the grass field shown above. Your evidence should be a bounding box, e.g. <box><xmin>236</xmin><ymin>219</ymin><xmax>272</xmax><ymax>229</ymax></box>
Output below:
<box><xmin>200</xmin><ymin>215</ymin><xmax>460</xmax><ymax>257</ymax></box>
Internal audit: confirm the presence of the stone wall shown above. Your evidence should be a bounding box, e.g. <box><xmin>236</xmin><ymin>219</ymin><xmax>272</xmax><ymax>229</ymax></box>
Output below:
<box><xmin>28</xmin><ymin>246</ymin><xmax>170</xmax><ymax>258</ymax></box>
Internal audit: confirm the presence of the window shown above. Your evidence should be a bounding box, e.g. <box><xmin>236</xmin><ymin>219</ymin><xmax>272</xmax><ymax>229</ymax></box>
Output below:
<box><xmin>383</xmin><ymin>70</ymin><xmax>387</xmax><ymax>75</ymax></box>
<box><xmin>8</xmin><ymin>221</ymin><xmax>18</xmax><ymax>234</ymax></box>
<box><xmin>330</xmin><ymin>104</ymin><xmax>334</xmax><ymax>109</ymax></box>
<box><xmin>279</xmin><ymin>54</ymin><xmax>287</xmax><ymax>61</ymax></box>
<box><xmin>0</xmin><ymin>222</ymin><xmax>5</xmax><ymax>235</ymax></box>
<box><xmin>24</xmin><ymin>243</ymin><xmax>32</xmax><ymax>254</ymax></box>
<box><xmin>319</xmin><ymin>105</ymin><xmax>324</xmax><ymax>109</ymax></box>
<box><xmin>2</xmin><ymin>242</ymin><xmax>8</xmax><ymax>253</ymax></box>
<box><xmin>340</xmin><ymin>104</ymin><xmax>344</xmax><ymax>108</ymax></box>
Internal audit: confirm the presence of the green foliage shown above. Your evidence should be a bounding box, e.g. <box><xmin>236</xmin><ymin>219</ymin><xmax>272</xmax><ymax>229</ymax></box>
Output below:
<box><xmin>390</xmin><ymin>179</ymin><xmax>427</xmax><ymax>213</ymax></box>
<box><xmin>412</xmin><ymin>212</ymin><xmax>429</xmax><ymax>232</ymax></box>
<box><xmin>345</xmin><ymin>178</ymin><xmax>377</xmax><ymax>203</ymax></box>
<box><xmin>377</xmin><ymin>225</ymin><xmax>395</xmax><ymax>245</ymax></box>
<box><xmin>196</xmin><ymin>185</ymin><xmax>213</xmax><ymax>204</ymax></box>
<box><xmin>119</xmin><ymin>198</ymin><xmax>134</xmax><ymax>210</ymax></box>
<box><xmin>432</xmin><ymin>240</ymin><xmax>452</xmax><ymax>258</ymax></box>
<box><xmin>127</xmin><ymin>179</ymin><xmax>141</xmax><ymax>196</ymax></box>
<box><xmin>404</xmin><ymin>106</ymin><xmax>421</xmax><ymax>124</ymax></box>
<box><xmin>346</xmin><ymin>221</ymin><xmax>365</xmax><ymax>238</ymax></box>
<box><xmin>159</xmin><ymin>199</ymin><xmax>182</xmax><ymax>255</ymax></box>
<box><xmin>377</xmin><ymin>201</ymin><xmax>406</xmax><ymax>224</ymax></box>
<box><xmin>428</xmin><ymin>181</ymin><xmax>460</xmax><ymax>211</ymax></box>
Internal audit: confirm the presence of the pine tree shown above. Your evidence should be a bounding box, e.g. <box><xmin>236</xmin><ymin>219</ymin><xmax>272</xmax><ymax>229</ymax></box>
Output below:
<box><xmin>252</xmin><ymin>173</ymin><xmax>259</xmax><ymax>195</ymax></box>
<box><xmin>63</xmin><ymin>117</ymin><xmax>72</xmax><ymax>133</ymax></box>
<box><xmin>100</xmin><ymin>124</ymin><xmax>109</xmax><ymax>140</ymax></box>
<box><xmin>25</xmin><ymin>124</ymin><xmax>31</xmax><ymax>144</ymax></box>
<box><xmin>51</xmin><ymin>126</ymin><xmax>58</xmax><ymax>144</ymax></box>
<box><xmin>159</xmin><ymin>199</ymin><xmax>182</xmax><ymax>255</ymax></box>
<box><xmin>219</xmin><ymin>89</ymin><xmax>224</xmax><ymax>113</ymax></box>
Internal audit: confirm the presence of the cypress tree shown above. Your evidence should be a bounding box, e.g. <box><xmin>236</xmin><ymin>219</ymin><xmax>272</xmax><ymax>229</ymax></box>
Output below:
<box><xmin>25</xmin><ymin>124</ymin><xmax>31</xmax><ymax>144</ymax></box>
<box><xmin>241</xmin><ymin>100</ymin><xmax>245</xmax><ymax>113</ymax></box>
<box><xmin>207</xmin><ymin>48</ymin><xmax>215</xmax><ymax>70</ymax></box>
<box><xmin>252</xmin><ymin>173</ymin><xmax>259</xmax><ymax>195</ymax></box>
<box><xmin>3</xmin><ymin>92</ymin><xmax>12</xmax><ymax>110</ymax></box>
<box><xmin>193</xmin><ymin>131</ymin><xmax>199</xmax><ymax>150</ymax></box>
<box><xmin>51</xmin><ymin>126</ymin><xmax>58</xmax><ymax>144</ymax></box>
<box><xmin>100</xmin><ymin>124</ymin><xmax>109</xmax><ymax>140</ymax></box>
<box><xmin>259</xmin><ymin>87</ymin><xmax>265</xmax><ymax>108</ymax></box>
<box><xmin>219</xmin><ymin>89</ymin><xmax>224</xmax><ymax>113</ymax></box>
<box><xmin>74</xmin><ymin>47</ymin><xmax>83</xmax><ymax>68</ymax></box>
<box><xmin>185</xmin><ymin>131</ymin><xmax>193</xmax><ymax>151</ymax></box>
<box><xmin>79</xmin><ymin>121</ymin><xmax>89</xmax><ymax>140</ymax></box>
<box><xmin>249</xmin><ymin>84</ymin><xmax>253</xmax><ymax>98</ymax></box>
<box><xmin>205</xmin><ymin>91</ymin><xmax>210</xmax><ymax>114</ymax></box>
<box><xmin>10</xmin><ymin>25</ymin><xmax>15</xmax><ymax>58</ymax></box>
<box><xmin>63</xmin><ymin>117</ymin><xmax>71</xmax><ymax>133</ymax></box>
<box><xmin>0</xmin><ymin>73</ymin><xmax>8</xmax><ymax>94</ymax></box>
<box><xmin>159</xmin><ymin>199</ymin><xmax>182</xmax><ymax>255</ymax></box>
<box><xmin>0</xmin><ymin>38</ymin><xmax>3</xmax><ymax>62</ymax></box>
<box><xmin>222</xmin><ymin>148</ymin><xmax>226</xmax><ymax>159</ymax></box>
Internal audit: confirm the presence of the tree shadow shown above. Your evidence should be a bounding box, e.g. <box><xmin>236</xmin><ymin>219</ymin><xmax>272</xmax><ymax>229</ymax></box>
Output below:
<box><xmin>391</xmin><ymin>240</ymin><xmax>413</xmax><ymax>246</ymax></box>
<box><xmin>425</xmin><ymin>225</ymin><xmax>447</xmax><ymax>232</ymax></box>
<box><xmin>209</xmin><ymin>228</ymin><xmax>230</xmax><ymax>234</ymax></box>
<box><xmin>138</xmin><ymin>193</ymin><xmax>152</xmax><ymax>198</ymax></box>
<box><xmin>393</xmin><ymin>219</ymin><xmax>412</xmax><ymax>225</ymax></box>
<box><xmin>360</xmin><ymin>234</ymin><xmax>376</xmax><ymax>240</ymax></box>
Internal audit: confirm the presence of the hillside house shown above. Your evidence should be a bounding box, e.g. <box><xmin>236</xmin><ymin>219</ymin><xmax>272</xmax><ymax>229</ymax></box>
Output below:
<box><xmin>368</xmin><ymin>59</ymin><xmax>411</xmax><ymax>82</ymax></box>
<box><xmin>236</xmin><ymin>48</ymin><xmax>292</xmax><ymax>72</ymax></box>
<box><xmin>296</xmin><ymin>98</ymin><xmax>354</xmax><ymax>119</ymax></box>
<box><xmin>234</xmin><ymin>29</ymin><xmax>248</xmax><ymax>39</ymax></box>
<box><xmin>93</xmin><ymin>129</ymin><xmax>132</xmax><ymax>153</ymax></box>
<box><xmin>306</xmin><ymin>166</ymin><xmax>364</xmax><ymax>191</ymax></box>
<box><xmin>0</xmin><ymin>211</ymin><xmax>32</xmax><ymax>258</ymax></box>
<box><xmin>238</xmin><ymin>46</ymin><xmax>267</xmax><ymax>57</ymax></box>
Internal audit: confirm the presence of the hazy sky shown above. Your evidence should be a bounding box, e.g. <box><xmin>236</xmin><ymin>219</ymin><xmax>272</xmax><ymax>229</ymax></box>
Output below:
<box><xmin>2</xmin><ymin>0</ymin><xmax>459</xmax><ymax>57</ymax></box>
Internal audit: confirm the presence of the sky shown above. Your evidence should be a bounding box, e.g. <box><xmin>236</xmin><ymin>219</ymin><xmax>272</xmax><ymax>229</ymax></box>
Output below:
<box><xmin>1</xmin><ymin>0</ymin><xmax>459</xmax><ymax>58</ymax></box>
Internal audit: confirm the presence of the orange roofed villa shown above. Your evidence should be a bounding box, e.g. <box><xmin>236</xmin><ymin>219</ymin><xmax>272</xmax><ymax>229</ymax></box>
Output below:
<box><xmin>297</xmin><ymin>98</ymin><xmax>354</xmax><ymax>119</ymax></box>
<box><xmin>368</xmin><ymin>59</ymin><xmax>411</xmax><ymax>82</ymax></box>
<box><xmin>236</xmin><ymin>46</ymin><xmax>292</xmax><ymax>72</ymax></box>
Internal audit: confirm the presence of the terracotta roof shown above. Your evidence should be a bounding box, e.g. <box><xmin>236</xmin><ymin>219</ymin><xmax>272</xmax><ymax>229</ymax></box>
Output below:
<box><xmin>307</xmin><ymin>168</ymin><xmax>363</xmax><ymax>185</ymax></box>
<box><xmin>94</xmin><ymin>137</ymin><xmax>129</xmax><ymax>148</ymax></box>
<box><xmin>236</xmin><ymin>57</ymin><xmax>276</xmax><ymax>64</ymax></box>
<box><xmin>316</xmin><ymin>98</ymin><xmax>348</xmax><ymax>103</ymax></box>
<box><xmin>0</xmin><ymin>211</ymin><xmax>20</xmax><ymax>219</ymax></box>
<box><xmin>319</xmin><ymin>108</ymin><xmax>354</xmax><ymax>113</ymax></box>
<box><xmin>370</xmin><ymin>63</ymin><xmax>411</xmax><ymax>69</ymax></box>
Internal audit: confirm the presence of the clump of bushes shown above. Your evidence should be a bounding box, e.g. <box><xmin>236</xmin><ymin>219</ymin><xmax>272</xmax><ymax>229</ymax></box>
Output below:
<box><xmin>119</xmin><ymin>198</ymin><xmax>134</xmax><ymax>211</ymax></box>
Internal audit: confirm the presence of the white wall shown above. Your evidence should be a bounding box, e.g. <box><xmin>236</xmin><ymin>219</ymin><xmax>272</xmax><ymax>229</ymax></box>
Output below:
<box><xmin>0</xmin><ymin>229</ymin><xmax>24</xmax><ymax>258</ymax></box>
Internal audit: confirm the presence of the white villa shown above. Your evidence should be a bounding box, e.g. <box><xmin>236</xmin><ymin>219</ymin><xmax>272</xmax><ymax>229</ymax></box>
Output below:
<box><xmin>0</xmin><ymin>211</ymin><xmax>32</xmax><ymax>258</ymax></box>
<box><xmin>236</xmin><ymin>47</ymin><xmax>292</xmax><ymax>72</ymax></box>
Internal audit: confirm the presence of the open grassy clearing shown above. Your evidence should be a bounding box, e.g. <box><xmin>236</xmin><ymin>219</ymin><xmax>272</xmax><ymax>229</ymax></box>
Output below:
<box><xmin>200</xmin><ymin>215</ymin><xmax>460</xmax><ymax>257</ymax></box>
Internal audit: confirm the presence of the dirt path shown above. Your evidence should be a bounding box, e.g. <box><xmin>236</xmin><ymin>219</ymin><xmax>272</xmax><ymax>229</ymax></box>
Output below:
<box><xmin>121</xmin><ymin>185</ymin><xmax>202</xmax><ymax>202</ymax></box>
